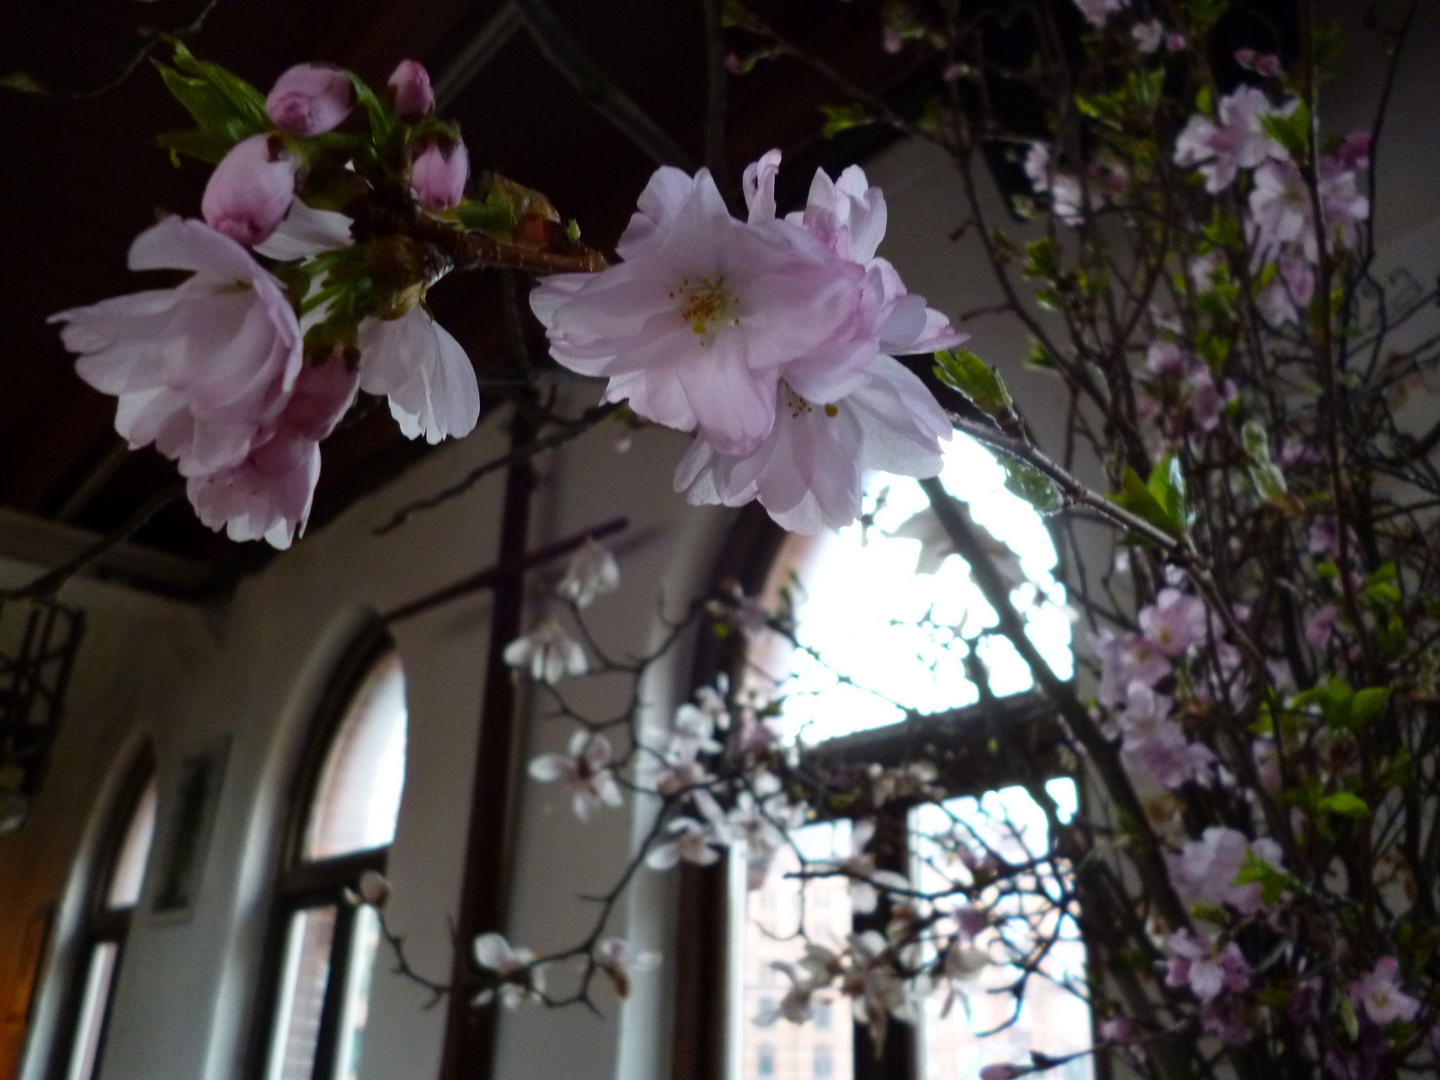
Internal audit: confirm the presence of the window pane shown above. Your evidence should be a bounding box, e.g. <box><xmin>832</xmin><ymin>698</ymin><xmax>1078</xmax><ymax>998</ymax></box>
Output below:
<box><xmin>304</xmin><ymin>651</ymin><xmax>407</xmax><ymax>860</ymax></box>
<box><xmin>266</xmin><ymin>907</ymin><xmax>338</xmax><ymax>1080</ymax></box>
<box><xmin>105</xmin><ymin>775</ymin><xmax>157</xmax><ymax>909</ymax></box>
<box><xmin>749</xmin><ymin>435</ymin><xmax>1071</xmax><ymax>744</ymax></box>
<box><xmin>732</xmin><ymin>822</ymin><xmax>855</xmax><ymax>1080</ymax></box>
<box><xmin>65</xmin><ymin>942</ymin><xmax>118</xmax><ymax>1080</ymax></box>
<box><xmin>913</xmin><ymin>781</ymin><xmax>1093</xmax><ymax>1080</ymax></box>
<box><xmin>332</xmin><ymin>905</ymin><xmax>381</xmax><ymax>1080</ymax></box>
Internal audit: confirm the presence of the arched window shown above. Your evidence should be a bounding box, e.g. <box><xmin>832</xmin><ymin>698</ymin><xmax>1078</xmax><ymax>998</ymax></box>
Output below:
<box><xmin>55</xmin><ymin>751</ymin><xmax>157</xmax><ymax>1080</ymax></box>
<box><xmin>257</xmin><ymin>628</ymin><xmax>407</xmax><ymax>1080</ymax></box>
<box><xmin>727</xmin><ymin>434</ymin><xmax>1092</xmax><ymax>1080</ymax></box>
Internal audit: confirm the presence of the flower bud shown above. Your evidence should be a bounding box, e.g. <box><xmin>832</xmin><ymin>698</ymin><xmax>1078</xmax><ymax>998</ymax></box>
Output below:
<box><xmin>409</xmin><ymin>135</ymin><xmax>469</xmax><ymax>210</ymax></box>
<box><xmin>266</xmin><ymin>63</ymin><xmax>354</xmax><ymax>136</ymax></box>
<box><xmin>356</xmin><ymin>869</ymin><xmax>391</xmax><ymax>906</ymax></box>
<box><xmin>387</xmin><ymin>59</ymin><xmax>435</xmax><ymax>120</ymax></box>
<box><xmin>202</xmin><ymin>135</ymin><xmax>299</xmax><ymax>246</ymax></box>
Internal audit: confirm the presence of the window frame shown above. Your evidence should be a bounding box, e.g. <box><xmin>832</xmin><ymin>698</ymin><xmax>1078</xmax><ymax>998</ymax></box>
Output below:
<box><xmin>46</xmin><ymin>746</ymin><xmax>156</xmax><ymax>1080</ymax></box>
<box><xmin>672</xmin><ymin>506</ymin><xmax>1105</xmax><ymax>1080</ymax></box>
<box><xmin>246</xmin><ymin>617</ymin><xmax>400</xmax><ymax>1080</ymax></box>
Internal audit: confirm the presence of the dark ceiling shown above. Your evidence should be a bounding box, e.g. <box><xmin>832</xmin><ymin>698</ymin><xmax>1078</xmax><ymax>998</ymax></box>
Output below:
<box><xmin>0</xmin><ymin>0</ymin><xmax>911</xmax><ymax>595</ymax></box>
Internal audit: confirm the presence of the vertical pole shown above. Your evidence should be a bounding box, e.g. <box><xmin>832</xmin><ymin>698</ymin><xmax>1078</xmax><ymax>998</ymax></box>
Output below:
<box><xmin>438</xmin><ymin>405</ymin><xmax>535</xmax><ymax>1080</ymax></box>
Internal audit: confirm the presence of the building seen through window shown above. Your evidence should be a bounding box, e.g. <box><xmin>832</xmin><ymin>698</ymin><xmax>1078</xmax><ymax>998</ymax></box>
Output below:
<box><xmin>260</xmin><ymin>638</ymin><xmax>407</xmax><ymax>1080</ymax></box>
<box><xmin>731</xmin><ymin>435</ymin><xmax>1090</xmax><ymax>1080</ymax></box>
<box><xmin>57</xmin><ymin>755</ymin><xmax>157</xmax><ymax>1080</ymax></box>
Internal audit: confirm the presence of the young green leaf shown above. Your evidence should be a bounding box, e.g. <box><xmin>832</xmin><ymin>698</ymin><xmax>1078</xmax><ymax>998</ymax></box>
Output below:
<box><xmin>933</xmin><ymin>348</ymin><xmax>1012</xmax><ymax>416</ymax></box>
<box><xmin>1242</xmin><ymin>419</ymin><xmax>1288</xmax><ymax>500</ymax></box>
<box><xmin>1001</xmin><ymin>459</ymin><xmax>1064</xmax><ymax>515</ymax></box>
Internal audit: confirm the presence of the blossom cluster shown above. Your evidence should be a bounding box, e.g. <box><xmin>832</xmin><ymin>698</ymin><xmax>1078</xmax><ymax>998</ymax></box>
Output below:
<box><xmin>53</xmin><ymin>57</ymin><xmax>479</xmax><ymax>547</ymax></box>
<box><xmin>531</xmin><ymin>151</ymin><xmax>966</xmax><ymax>533</ymax></box>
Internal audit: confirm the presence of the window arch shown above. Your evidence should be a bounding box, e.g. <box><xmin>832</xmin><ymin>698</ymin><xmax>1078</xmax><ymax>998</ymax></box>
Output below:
<box><xmin>706</xmin><ymin>435</ymin><xmax>1092</xmax><ymax>1080</ymax></box>
<box><xmin>255</xmin><ymin>624</ymin><xmax>407</xmax><ymax>1080</ymax></box>
<box><xmin>52</xmin><ymin>748</ymin><xmax>157</xmax><ymax>1080</ymax></box>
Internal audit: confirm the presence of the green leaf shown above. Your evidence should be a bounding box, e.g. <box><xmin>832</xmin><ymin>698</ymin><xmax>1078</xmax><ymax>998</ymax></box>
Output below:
<box><xmin>1349</xmin><ymin>687</ymin><xmax>1391</xmax><ymax>727</ymax></box>
<box><xmin>1195</xmin><ymin>85</ymin><xmax>1214</xmax><ymax>118</ymax></box>
<box><xmin>165</xmin><ymin>41</ymin><xmax>268</xmax><ymax>131</ymax></box>
<box><xmin>152</xmin><ymin>43</ymin><xmax>270</xmax><ymax>162</ymax></box>
<box><xmin>156</xmin><ymin>128</ymin><xmax>241</xmax><ymax>166</ymax></box>
<box><xmin>1364</xmin><ymin>562</ymin><xmax>1401</xmax><ymax>605</ymax></box>
<box><xmin>1261</xmin><ymin>100</ymin><xmax>1311</xmax><ymax>162</ymax></box>
<box><xmin>345</xmin><ymin>71</ymin><xmax>394</xmax><ymax>143</ymax></box>
<box><xmin>0</xmin><ymin>70</ymin><xmax>47</xmax><ymax>94</ymax></box>
<box><xmin>1025</xmin><ymin>340</ymin><xmax>1058</xmax><ymax>372</ymax></box>
<box><xmin>1022</xmin><ymin>237</ymin><xmax>1060</xmax><ymax>281</ymax></box>
<box><xmin>1338</xmin><ymin>996</ymin><xmax>1360</xmax><ymax>1043</ymax></box>
<box><xmin>1234</xmin><ymin>849</ymin><xmax>1293</xmax><ymax>905</ymax></box>
<box><xmin>1108</xmin><ymin>464</ymin><xmax>1183</xmax><ymax>539</ymax></box>
<box><xmin>933</xmin><ymin>348</ymin><xmax>1011</xmax><ymax>416</ymax></box>
<box><xmin>1181</xmin><ymin>0</ymin><xmax>1230</xmax><ymax>31</ymax></box>
<box><xmin>1242</xmin><ymin>419</ymin><xmax>1288</xmax><ymax>500</ymax></box>
<box><xmin>1001</xmin><ymin>459</ymin><xmax>1064</xmax><ymax>515</ymax></box>
<box><xmin>1319</xmin><ymin>791</ymin><xmax>1370</xmax><ymax>818</ymax></box>
<box><xmin>1146</xmin><ymin>454</ymin><xmax>1188</xmax><ymax>531</ymax></box>
<box><xmin>820</xmin><ymin>104</ymin><xmax>873</xmax><ymax>139</ymax></box>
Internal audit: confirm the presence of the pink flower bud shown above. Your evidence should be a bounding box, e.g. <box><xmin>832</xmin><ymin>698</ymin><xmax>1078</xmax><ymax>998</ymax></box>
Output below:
<box><xmin>387</xmin><ymin>59</ymin><xmax>435</xmax><ymax>120</ymax></box>
<box><xmin>202</xmin><ymin>135</ymin><xmax>299</xmax><ymax>246</ymax></box>
<box><xmin>409</xmin><ymin>135</ymin><xmax>469</xmax><ymax>210</ymax></box>
<box><xmin>266</xmin><ymin>63</ymin><xmax>354</xmax><ymax>136</ymax></box>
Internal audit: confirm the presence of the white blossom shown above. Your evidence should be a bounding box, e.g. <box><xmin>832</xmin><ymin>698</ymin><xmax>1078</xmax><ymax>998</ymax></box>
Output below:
<box><xmin>556</xmin><ymin>538</ymin><xmax>620</xmax><ymax>608</ymax></box>
<box><xmin>504</xmin><ymin>617</ymin><xmax>588</xmax><ymax>684</ymax></box>
<box><xmin>473</xmin><ymin>932</ymin><xmax>545</xmax><ymax>1007</ymax></box>
<box><xmin>528</xmin><ymin>730</ymin><xmax>623</xmax><ymax>821</ymax></box>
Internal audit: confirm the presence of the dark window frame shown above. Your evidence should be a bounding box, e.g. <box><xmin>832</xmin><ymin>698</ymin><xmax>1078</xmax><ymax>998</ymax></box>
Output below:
<box><xmin>672</xmin><ymin>505</ymin><xmax>1107</xmax><ymax>1080</ymax></box>
<box><xmin>246</xmin><ymin>616</ymin><xmax>398</xmax><ymax>1080</ymax></box>
<box><xmin>46</xmin><ymin>744</ymin><xmax>155</xmax><ymax>1080</ymax></box>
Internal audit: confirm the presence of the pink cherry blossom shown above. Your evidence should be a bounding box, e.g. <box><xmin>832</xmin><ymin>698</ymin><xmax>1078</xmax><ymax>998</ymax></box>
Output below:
<box><xmin>357</xmin><ymin>306</ymin><xmax>480</xmax><ymax>443</ymax></box>
<box><xmin>1248</xmin><ymin>152</ymin><xmax>1370</xmax><ymax>265</ymax></box>
<box><xmin>1349</xmin><ymin>957</ymin><xmax>1421</xmax><ymax>1025</ymax></box>
<box><xmin>1140</xmin><ymin>588</ymin><xmax>1209</xmax><ymax>657</ymax></box>
<box><xmin>531</xmin><ymin>164</ymin><xmax>866</xmax><ymax>456</ymax></box>
<box><xmin>1201</xmin><ymin>995</ymin><xmax>1254</xmax><ymax>1045</ymax></box>
<box><xmin>52</xmin><ymin>217</ymin><xmax>302</xmax><ymax>478</ymax></box>
<box><xmin>1166</xmin><ymin>827</ymin><xmax>1284</xmax><ymax>915</ymax></box>
<box><xmin>265</xmin><ymin>63</ymin><xmax>354</xmax><ymax>136</ymax></box>
<box><xmin>410</xmin><ymin>135</ymin><xmax>470</xmax><ymax>210</ymax></box>
<box><xmin>1173</xmin><ymin>86</ymin><xmax>1288</xmax><ymax>193</ymax></box>
<box><xmin>1305</xmin><ymin>603</ymin><xmax>1337</xmax><ymax>648</ymax></box>
<box><xmin>1094</xmin><ymin>629</ymin><xmax>1172</xmax><ymax>706</ymax></box>
<box><xmin>1165</xmin><ymin>930</ymin><xmax>1251</xmax><ymax>1002</ymax></box>
<box><xmin>1122</xmin><ymin>716</ymin><xmax>1215</xmax><ymax>789</ymax></box>
<box><xmin>387</xmin><ymin>59</ymin><xmax>435</xmax><ymax>120</ymax></box>
<box><xmin>201</xmin><ymin>134</ymin><xmax>300</xmax><ymax>246</ymax></box>
<box><xmin>528</xmin><ymin>729</ymin><xmax>623</xmax><ymax>821</ymax></box>
<box><xmin>674</xmin><ymin>356</ymin><xmax>952</xmax><ymax>534</ymax></box>
<box><xmin>1137</xmin><ymin>341</ymin><xmax>1235</xmax><ymax>438</ymax></box>
<box><xmin>187</xmin><ymin>352</ymin><xmax>357</xmax><ymax>548</ymax></box>
<box><xmin>1255</xmin><ymin>251</ymin><xmax>1315</xmax><ymax>326</ymax></box>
